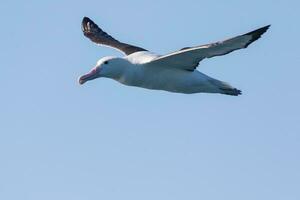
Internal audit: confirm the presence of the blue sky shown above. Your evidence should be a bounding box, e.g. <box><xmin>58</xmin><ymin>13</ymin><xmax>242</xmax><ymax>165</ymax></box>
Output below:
<box><xmin>0</xmin><ymin>0</ymin><xmax>299</xmax><ymax>199</ymax></box>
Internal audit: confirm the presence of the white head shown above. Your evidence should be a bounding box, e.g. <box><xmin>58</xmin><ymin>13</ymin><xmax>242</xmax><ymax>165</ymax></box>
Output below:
<box><xmin>79</xmin><ymin>56</ymin><xmax>129</xmax><ymax>85</ymax></box>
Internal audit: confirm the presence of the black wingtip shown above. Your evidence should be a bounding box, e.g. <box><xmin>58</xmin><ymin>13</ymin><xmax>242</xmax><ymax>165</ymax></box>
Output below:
<box><xmin>252</xmin><ymin>25</ymin><xmax>271</xmax><ymax>35</ymax></box>
<box><xmin>81</xmin><ymin>16</ymin><xmax>99</xmax><ymax>35</ymax></box>
<box><xmin>82</xmin><ymin>17</ymin><xmax>90</xmax><ymax>31</ymax></box>
<box><xmin>82</xmin><ymin>16</ymin><xmax>92</xmax><ymax>23</ymax></box>
<box><xmin>82</xmin><ymin>16</ymin><xmax>93</xmax><ymax>27</ymax></box>
<box><xmin>246</xmin><ymin>25</ymin><xmax>271</xmax><ymax>36</ymax></box>
<box><xmin>244</xmin><ymin>25</ymin><xmax>271</xmax><ymax>47</ymax></box>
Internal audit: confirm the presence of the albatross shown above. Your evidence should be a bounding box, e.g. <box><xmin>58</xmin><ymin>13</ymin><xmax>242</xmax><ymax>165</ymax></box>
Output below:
<box><xmin>79</xmin><ymin>17</ymin><xmax>270</xmax><ymax>96</ymax></box>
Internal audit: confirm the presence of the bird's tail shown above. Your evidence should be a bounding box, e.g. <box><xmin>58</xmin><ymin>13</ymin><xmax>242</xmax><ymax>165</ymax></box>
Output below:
<box><xmin>220</xmin><ymin>87</ymin><xmax>242</xmax><ymax>96</ymax></box>
<box><xmin>209</xmin><ymin>79</ymin><xmax>242</xmax><ymax>96</ymax></box>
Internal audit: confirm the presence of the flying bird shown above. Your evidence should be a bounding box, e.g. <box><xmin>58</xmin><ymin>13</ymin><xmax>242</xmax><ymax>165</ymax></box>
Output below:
<box><xmin>79</xmin><ymin>17</ymin><xmax>270</xmax><ymax>96</ymax></box>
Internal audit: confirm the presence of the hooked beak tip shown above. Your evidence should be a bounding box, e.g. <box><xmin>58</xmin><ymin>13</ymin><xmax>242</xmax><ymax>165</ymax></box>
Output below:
<box><xmin>78</xmin><ymin>77</ymin><xmax>86</xmax><ymax>85</ymax></box>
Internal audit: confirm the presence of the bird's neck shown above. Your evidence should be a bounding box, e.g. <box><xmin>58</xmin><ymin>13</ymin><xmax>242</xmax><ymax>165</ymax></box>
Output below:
<box><xmin>105</xmin><ymin>61</ymin><xmax>138</xmax><ymax>80</ymax></box>
<box><xmin>113</xmin><ymin>63</ymin><xmax>142</xmax><ymax>85</ymax></box>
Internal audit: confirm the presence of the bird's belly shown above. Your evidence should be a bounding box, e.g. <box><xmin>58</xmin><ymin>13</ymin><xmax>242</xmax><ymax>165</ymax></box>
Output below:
<box><xmin>119</xmin><ymin>69</ymin><xmax>212</xmax><ymax>94</ymax></box>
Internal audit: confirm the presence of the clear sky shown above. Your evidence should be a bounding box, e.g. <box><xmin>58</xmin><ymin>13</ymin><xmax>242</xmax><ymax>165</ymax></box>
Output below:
<box><xmin>0</xmin><ymin>0</ymin><xmax>299</xmax><ymax>199</ymax></box>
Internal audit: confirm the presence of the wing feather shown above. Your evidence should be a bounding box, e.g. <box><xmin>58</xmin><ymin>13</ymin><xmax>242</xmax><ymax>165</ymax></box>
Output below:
<box><xmin>82</xmin><ymin>17</ymin><xmax>147</xmax><ymax>55</ymax></box>
<box><xmin>147</xmin><ymin>25</ymin><xmax>270</xmax><ymax>71</ymax></box>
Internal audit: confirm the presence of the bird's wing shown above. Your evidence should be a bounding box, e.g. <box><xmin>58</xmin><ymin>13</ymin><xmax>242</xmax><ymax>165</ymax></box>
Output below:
<box><xmin>82</xmin><ymin>17</ymin><xmax>147</xmax><ymax>55</ymax></box>
<box><xmin>146</xmin><ymin>25</ymin><xmax>270</xmax><ymax>71</ymax></box>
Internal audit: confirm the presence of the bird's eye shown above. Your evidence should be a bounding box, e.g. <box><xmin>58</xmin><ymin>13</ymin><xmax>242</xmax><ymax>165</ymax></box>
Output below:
<box><xmin>104</xmin><ymin>61</ymin><xmax>109</xmax><ymax>64</ymax></box>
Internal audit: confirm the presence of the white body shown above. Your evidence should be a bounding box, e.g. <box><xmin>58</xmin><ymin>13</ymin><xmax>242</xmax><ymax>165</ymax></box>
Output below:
<box><xmin>113</xmin><ymin>52</ymin><xmax>230</xmax><ymax>94</ymax></box>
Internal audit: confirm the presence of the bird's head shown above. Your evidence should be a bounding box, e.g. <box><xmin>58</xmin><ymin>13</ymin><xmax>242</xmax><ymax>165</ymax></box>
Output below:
<box><xmin>79</xmin><ymin>57</ymin><xmax>127</xmax><ymax>85</ymax></box>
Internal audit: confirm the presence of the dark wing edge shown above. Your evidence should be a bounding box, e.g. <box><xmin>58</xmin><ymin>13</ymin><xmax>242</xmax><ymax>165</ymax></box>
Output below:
<box><xmin>243</xmin><ymin>25</ymin><xmax>271</xmax><ymax>48</ymax></box>
<box><xmin>148</xmin><ymin>25</ymin><xmax>270</xmax><ymax>71</ymax></box>
<box><xmin>198</xmin><ymin>24</ymin><xmax>271</xmax><ymax>58</ymax></box>
<box><xmin>82</xmin><ymin>17</ymin><xmax>147</xmax><ymax>55</ymax></box>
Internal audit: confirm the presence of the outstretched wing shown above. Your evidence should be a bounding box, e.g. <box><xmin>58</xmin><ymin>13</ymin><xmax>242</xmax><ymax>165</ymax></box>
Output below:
<box><xmin>147</xmin><ymin>25</ymin><xmax>270</xmax><ymax>71</ymax></box>
<box><xmin>82</xmin><ymin>17</ymin><xmax>147</xmax><ymax>55</ymax></box>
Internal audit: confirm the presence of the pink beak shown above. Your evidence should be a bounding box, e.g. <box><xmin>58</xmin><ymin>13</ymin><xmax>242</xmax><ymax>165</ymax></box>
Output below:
<box><xmin>78</xmin><ymin>68</ymin><xmax>98</xmax><ymax>85</ymax></box>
